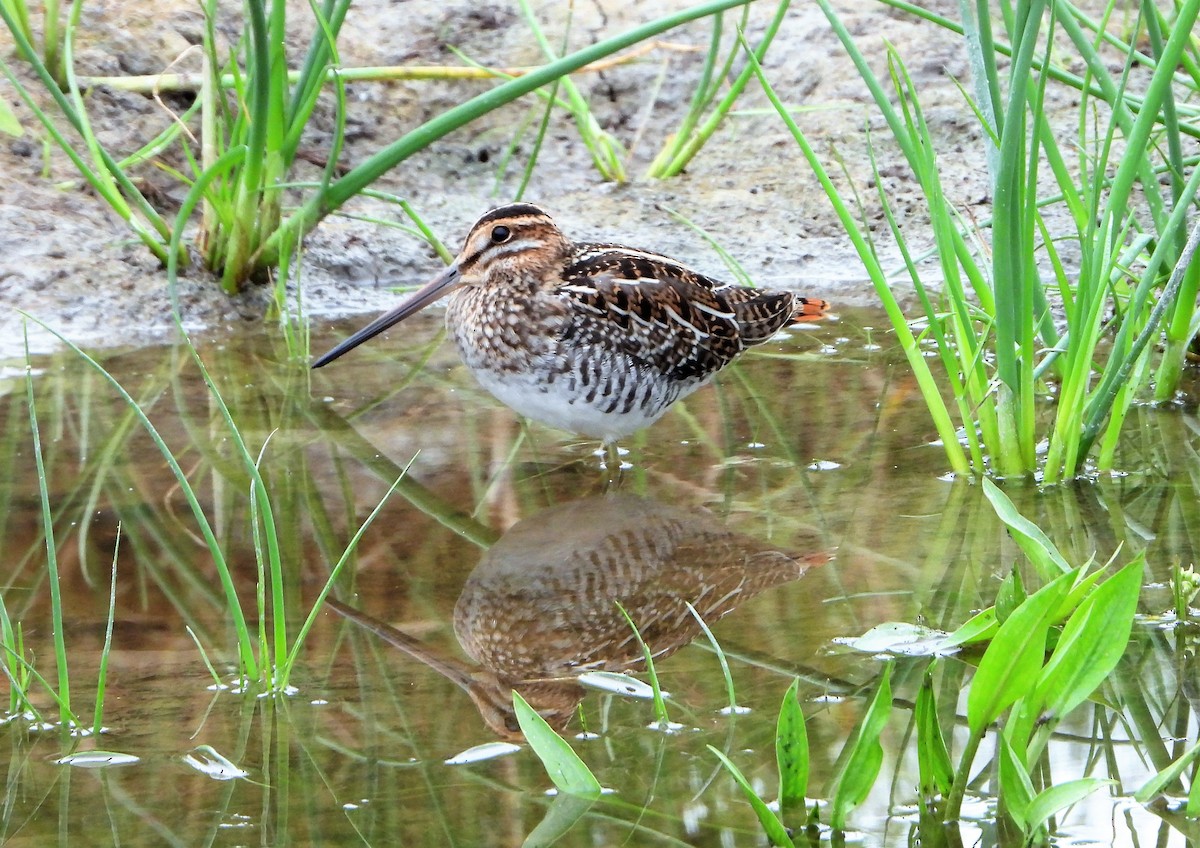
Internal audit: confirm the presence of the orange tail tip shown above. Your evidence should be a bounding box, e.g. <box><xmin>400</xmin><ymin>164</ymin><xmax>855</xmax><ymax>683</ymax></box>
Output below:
<box><xmin>790</xmin><ymin>296</ymin><xmax>831</xmax><ymax>323</ymax></box>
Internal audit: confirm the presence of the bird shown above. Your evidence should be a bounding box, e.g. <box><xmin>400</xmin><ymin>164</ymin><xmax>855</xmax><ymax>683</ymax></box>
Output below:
<box><xmin>312</xmin><ymin>203</ymin><xmax>829</xmax><ymax>451</ymax></box>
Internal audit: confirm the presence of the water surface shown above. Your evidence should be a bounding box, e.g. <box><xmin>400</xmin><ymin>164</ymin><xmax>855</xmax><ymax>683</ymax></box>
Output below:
<box><xmin>1</xmin><ymin>307</ymin><xmax>1196</xmax><ymax>846</ymax></box>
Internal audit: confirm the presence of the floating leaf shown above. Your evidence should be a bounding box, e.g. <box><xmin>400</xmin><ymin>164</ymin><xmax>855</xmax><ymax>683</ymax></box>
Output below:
<box><xmin>776</xmin><ymin>678</ymin><xmax>808</xmax><ymax>827</ymax></box>
<box><xmin>513</xmin><ymin>690</ymin><xmax>602</xmax><ymax>798</ymax></box>
<box><xmin>837</xmin><ymin>621</ymin><xmax>957</xmax><ymax>656</ymax></box>
<box><xmin>709</xmin><ymin>746</ymin><xmax>794</xmax><ymax>847</ymax></box>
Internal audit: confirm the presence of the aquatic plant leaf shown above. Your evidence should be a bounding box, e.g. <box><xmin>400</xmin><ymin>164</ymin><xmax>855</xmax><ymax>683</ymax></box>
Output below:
<box><xmin>1134</xmin><ymin>739</ymin><xmax>1200</xmax><ymax>804</ymax></box>
<box><xmin>982</xmin><ymin>479</ymin><xmax>1072</xmax><ymax>576</ymax></box>
<box><xmin>522</xmin><ymin>792</ymin><xmax>596</xmax><ymax>848</ymax></box>
<box><xmin>966</xmin><ymin>568</ymin><xmax>1074</xmax><ymax>734</ymax></box>
<box><xmin>995</xmin><ymin>568</ymin><xmax>1025</xmax><ymax>625</ymax></box>
<box><xmin>776</xmin><ymin>678</ymin><xmax>809</xmax><ymax>827</ymax></box>
<box><xmin>997</xmin><ymin>736</ymin><xmax>1035</xmax><ymax>834</ymax></box>
<box><xmin>830</xmin><ymin>664</ymin><xmax>892</xmax><ymax>831</ymax></box>
<box><xmin>1024</xmin><ymin>778</ymin><xmax>1115</xmax><ymax>832</ymax></box>
<box><xmin>915</xmin><ymin>665</ymin><xmax>954</xmax><ymax>799</ymax></box>
<box><xmin>513</xmin><ymin>690</ymin><xmax>602</xmax><ymax>798</ymax></box>
<box><xmin>943</xmin><ymin>607</ymin><xmax>997</xmax><ymax>647</ymax></box>
<box><xmin>1023</xmin><ymin>557</ymin><xmax>1143</xmax><ymax>737</ymax></box>
<box><xmin>708</xmin><ymin>746</ymin><xmax>794</xmax><ymax>847</ymax></box>
<box><xmin>56</xmin><ymin>751</ymin><xmax>140</xmax><ymax>768</ymax></box>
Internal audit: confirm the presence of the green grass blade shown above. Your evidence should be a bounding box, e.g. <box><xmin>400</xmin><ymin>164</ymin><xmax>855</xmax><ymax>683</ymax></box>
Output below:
<box><xmin>92</xmin><ymin>524</ymin><xmax>120</xmax><ymax>736</ymax></box>
<box><xmin>708</xmin><ymin>746</ymin><xmax>794</xmax><ymax>847</ymax></box>
<box><xmin>21</xmin><ymin>316</ymin><xmax>260</xmax><ymax>678</ymax></box>
<box><xmin>741</xmin><ymin>31</ymin><xmax>969</xmax><ymax>476</ymax></box>
<box><xmin>615</xmin><ymin>601</ymin><xmax>670</xmax><ymax>728</ymax></box>
<box><xmin>513</xmin><ymin>690</ymin><xmax>602</xmax><ymax>797</ymax></box>
<box><xmin>24</xmin><ymin>327</ymin><xmax>71</xmax><ymax>727</ymax></box>
<box><xmin>686</xmin><ymin>602</ymin><xmax>741</xmax><ymax>713</ymax></box>
<box><xmin>654</xmin><ymin>1</ymin><xmax>790</xmax><ymax>178</ymax></box>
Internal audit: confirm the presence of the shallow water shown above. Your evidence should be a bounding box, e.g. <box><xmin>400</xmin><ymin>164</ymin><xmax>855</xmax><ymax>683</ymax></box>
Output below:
<box><xmin>1</xmin><ymin>307</ymin><xmax>1197</xmax><ymax>846</ymax></box>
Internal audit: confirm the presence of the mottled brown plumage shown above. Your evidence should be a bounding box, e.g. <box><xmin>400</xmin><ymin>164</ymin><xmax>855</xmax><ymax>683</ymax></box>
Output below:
<box><xmin>313</xmin><ymin>203</ymin><xmax>829</xmax><ymax>443</ymax></box>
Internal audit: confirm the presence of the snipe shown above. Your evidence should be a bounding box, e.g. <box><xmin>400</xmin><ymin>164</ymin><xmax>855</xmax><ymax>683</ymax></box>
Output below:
<box><xmin>312</xmin><ymin>203</ymin><xmax>829</xmax><ymax>446</ymax></box>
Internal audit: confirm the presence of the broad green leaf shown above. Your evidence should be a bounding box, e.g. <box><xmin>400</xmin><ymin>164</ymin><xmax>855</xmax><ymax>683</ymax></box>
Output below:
<box><xmin>776</xmin><ymin>678</ymin><xmax>809</xmax><ymax>827</ymax></box>
<box><xmin>944</xmin><ymin>607</ymin><xmax>997</xmax><ymax>647</ymax></box>
<box><xmin>830</xmin><ymin>664</ymin><xmax>892</xmax><ymax>831</ymax></box>
<box><xmin>709</xmin><ymin>746</ymin><xmax>794</xmax><ymax>847</ymax></box>
<box><xmin>1025</xmin><ymin>778</ymin><xmax>1115</xmax><ymax>831</ymax></box>
<box><xmin>0</xmin><ymin>95</ymin><xmax>22</xmax><ymax>136</ymax></box>
<box><xmin>915</xmin><ymin>665</ymin><xmax>954</xmax><ymax>799</ymax></box>
<box><xmin>1134</xmin><ymin>739</ymin><xmax>1200</xmax><ymax>804</ymax></box>
<box><xmin>1053</xmin><ymin>561</ymin><xmax>1103</xmax><ymax>621</ymax></box>
<box><xmin>513</xmin><ymin>691</ymin><xmax>602</xmax><ymax>798</ymax></box>
<box><xmin>1005</xmin><ymin>558</ymin><xmax>1141</xmax><ymax>755</ymax></box>
<box><xmin>996</xmin><ymin>568</ymin><xmax>1025</xmax><ymax>625</ymax></box>
<box><xmin>522</xmin><ymin>792</ymin><xmax>595</xmax><ymax>848</ymax></box>
<box><xmin>967</xmin><ymin>568</ymin><xmax>1074</xmax><ymax>734</ymax></box>
<box><xmin>982</xmin><ymin>478</ymin><xmax>1072</xmax><ymax>576</ymax></box>
<box><xmin>1034</xmin><ymin>557</ymin><xmax>1143</xmax><ymax>720</ymax></box>
<box><xmin>997</xmin><ymin>736</ymin><xmax>1034</xmax><ymax>834</ymax></box>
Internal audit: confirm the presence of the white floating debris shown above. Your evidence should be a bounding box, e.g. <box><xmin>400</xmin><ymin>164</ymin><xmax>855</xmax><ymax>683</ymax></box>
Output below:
<box><xmin>834</xmin><ymin>621</ymin><xmax>958</xmax><ymax>657</ymax></box>
<box><xmin>182</xmin><ymin>745</ymin><xmax>250</xmax><ymax>780</ymax></box>
<box><xmin>56</xmin><ymin>751</ymin><xmax>140</xmax><ymax>768</ymax></box>
<box><xmin>444</xmin><ymin>741</ymin><xmax>522</xmax><ymax>765</ymax></box>
<box><xmin>577</xmin><ymin>671</ymin><xmax>666</xmax><ymax>700</ymax></box>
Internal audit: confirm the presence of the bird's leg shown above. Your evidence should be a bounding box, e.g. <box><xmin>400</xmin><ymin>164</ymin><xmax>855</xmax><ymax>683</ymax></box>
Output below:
<box><xmin>596</xmin><ymin>440</ymin><xmax>629</xmax><ymax>489</ymax></box>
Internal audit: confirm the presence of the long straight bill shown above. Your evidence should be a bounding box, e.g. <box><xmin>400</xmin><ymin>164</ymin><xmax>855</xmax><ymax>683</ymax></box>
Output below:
<box><xmin>311</xmin><ymin>264</ymin><xmax>461</xmax><ymax>368</ymax></box>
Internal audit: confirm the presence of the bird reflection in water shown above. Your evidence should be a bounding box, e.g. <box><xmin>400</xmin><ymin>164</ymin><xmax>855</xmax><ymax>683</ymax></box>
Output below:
<box><xmin>328</xmin><ymin>494</ymin><xmax>828</xmax><ymax>740</ymax></box>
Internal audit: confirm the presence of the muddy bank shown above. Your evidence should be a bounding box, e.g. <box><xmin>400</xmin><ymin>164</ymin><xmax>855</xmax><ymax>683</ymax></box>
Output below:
<box><xmin>1</xmin><ymin>0</ymin><xmax>1002</xmax><ymax>362</ymax></box>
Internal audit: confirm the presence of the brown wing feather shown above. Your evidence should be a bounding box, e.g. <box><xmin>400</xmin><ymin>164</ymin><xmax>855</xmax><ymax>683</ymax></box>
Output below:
<box><xmin>556</xmin><ymin>246</ymin><xmax>800</xmax><ymax>382</ymax></box>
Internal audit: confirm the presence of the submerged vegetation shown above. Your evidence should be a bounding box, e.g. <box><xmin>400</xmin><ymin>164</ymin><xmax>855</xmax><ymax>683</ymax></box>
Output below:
<box><xmin>2</xmin><ymin>0</ymin><xmax>1200</xmax><ymax>845</ymax></box>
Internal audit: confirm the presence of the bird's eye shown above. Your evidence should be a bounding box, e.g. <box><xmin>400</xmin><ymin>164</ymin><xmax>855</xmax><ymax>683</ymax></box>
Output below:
<box><xmin>491</xmin><ymin>225</ymin><xmax>511</xmax><ymax>244</ymax></box>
